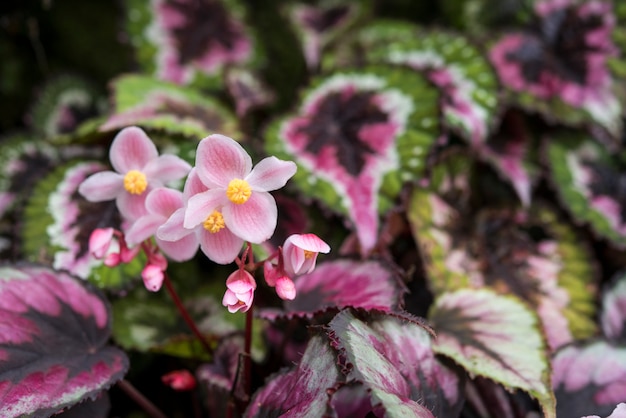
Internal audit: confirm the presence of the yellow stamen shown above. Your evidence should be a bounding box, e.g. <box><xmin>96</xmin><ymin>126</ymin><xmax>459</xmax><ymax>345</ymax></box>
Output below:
<box><xmin>203</xmin><ymin>210</ymin><xmax>225</xmax><ymax>233</ymax></box>
<box><xmin>303</xmin><ymin>250</ymin><xmax>315</xmax><ymax>259</ymax></box>
<box><xmin>124</xmin><ymin>170</ymin><xmax>148</xmax><ymax>195</ymax></box>
<box><xmin>226</xmin><ymin>178</ymin><xmax>252</xmax><ymax>204</ymax></box>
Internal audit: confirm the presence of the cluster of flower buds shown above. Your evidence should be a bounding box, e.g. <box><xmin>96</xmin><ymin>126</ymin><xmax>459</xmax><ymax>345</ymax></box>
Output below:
<box><xmin>79</xmin><ymin>126</ymin><xmax>330</xmax><ymax>312</ymax></box>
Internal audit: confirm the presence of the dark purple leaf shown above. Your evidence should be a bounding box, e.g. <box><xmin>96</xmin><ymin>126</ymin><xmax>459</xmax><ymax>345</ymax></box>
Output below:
<box><xmin>328</xmin><ymin>309</ymin><xmax>461</xmax><ymax>417</ymax></box>
<box><xmin>54</xmin><ymin>392</ymin><xmax>110</xmax><ymax>418</ymax></box>
<box><xmin>553</xmin><ymin>341</ymin><xmax>626</xmax><ymax>417</ymax></box>
<box><xmin>0</xmin><ymin>265</ymin><xmax>128</xmax><ymax>417</ymax></box>
<box><xmin>429</xmin><ymin>288</ymin><xmax>555</xmax><ymax>417</ymax></box>
<box><xmin>225</xmin><ymin>68</ymin><xmax>275</xmax><ymax>117</ymax></box>
<box><xmin>245</xmin><ymin>334</ymin><xmax>340</xmax><ymax>418</ymax></box>
<box><xmin>261</xmin><ymin>259</ymin><xmax>407</xmax><ymax>320</ymax></box>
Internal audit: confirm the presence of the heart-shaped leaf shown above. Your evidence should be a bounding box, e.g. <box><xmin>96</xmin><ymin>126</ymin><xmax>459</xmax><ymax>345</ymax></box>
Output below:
<box><xmin>328</xmin><ymin>309</ymin><xmax>460</xmax><ymax>417</ymax></box>
<box><xmin>546</xmin><ymin>133</ymin><xmax>626</xmax><ymax>248</ymax></box>
<box><xmin>246</xmin><ymin>334</ymin><xmax>340</xmax><ymax>417</ymax></box>
<box><xmin>125</xmin><ymin>0</ymin><xmax>258</xmax><ymax>88</ymax></box>
<box><xmin>102</xmin><ymin>74</ymin><xmax>239</xmax><ymax>140</ymax></box>
<box><xmin>553</xmin><ymin>341</ymin><xmax>626</xmax><ymax>418</ymax></box>
<box><xmin>0</xmin><ymin>265</ymin><xmax>128</xmax><ymax>417</ymax></box>
<box><xmin>261</xmin><ymin>259</ymin><xmax>406</xmax><ymax>320</ymax></box>
<box><xmin>22</xmin><ymin>161</ymin><xmax>145</xmax><ymax>289</ymax></box>
<box><xmin>266</xmin><ymin>66</ymin><xmax>439</xmax><ymax>253</ymax></box>
<box><xmin>489</xmin><ymin>1</ymin><xmax>622</xmax><ymax>139</ymax></box>
<box><xmin>429</xmin><ymin>288</ymin><xmax>555</xmax><ymax>418</ymax></box>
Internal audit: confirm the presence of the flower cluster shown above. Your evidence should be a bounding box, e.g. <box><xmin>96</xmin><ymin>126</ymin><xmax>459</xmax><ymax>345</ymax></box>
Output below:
<box><xmin>79</xmin><ymin>126</ymin><xmax>329</xmax><ymax>311</ymax></box>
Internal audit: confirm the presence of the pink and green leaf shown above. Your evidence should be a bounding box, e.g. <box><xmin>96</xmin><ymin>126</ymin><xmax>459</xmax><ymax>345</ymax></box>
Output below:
<box><xmin>553</xmin><ymin>341</ymin><xmax>626</xmax><ymax>418</ymax></box>
<box><xmin>429</xmin><ymin>288</ymin><xmax>555</xmax><ymax>417</ymax></box>
<box><xmin>245</xmin><ymin>334</ymin><xmax>340</xmax><ymax>417</ymax></box>
<box><xmin>260</xmin><ymin>259</ymin><xmax>407</xmax><ymax>320</ymax></box>
<box><xmin>266</xmin><ymin>66</ymin><xmax>439</xmax><ymax>253</ymax></box>
<box><xmin>546</xmin><ymin>133</ymin><xmax>626</xmax><ymax>248</ymax></box>
<box><xmin>0</xmin><ymin>265</ymin><xmax>128</xmax><ymax>417</ymax></box>
<box><xmin>328</xmin><ymin>309</ymin><xmax>462</xmax><ymax>417</ymax></box>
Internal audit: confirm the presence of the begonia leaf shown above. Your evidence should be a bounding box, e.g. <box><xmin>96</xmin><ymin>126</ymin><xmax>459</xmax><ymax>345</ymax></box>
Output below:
<box><xmin>22</xmin><ymin>161</ymin><xmax>145</xmax><ymax>289</ymax></box>
<box><xmin>328</xmin><ymin>309</ymin><xmax>461</xmax><ymax>417</ymax></box>
<box><xmin>358</xmin><ymin>22</ymin><xmax>499</xmax><ymax>147</ymax></box>
<box><xmin>245</xmin><ymin>334</ymin><xmax>340</xmax><ymax>417</ymax></box>
<box><xmin>489</xmin><ymin>0</ymin><xmax>622</xmax><ymax>139</ymax></box>
<box><xmin>102</xmin><ymin>74</ymin><xmax>239</xmax><ymax>140</ymax></box>
<box><xmin>29</xmin><ymin>75</ymin><xmax>107</xmax><ymax>144</ymax></box>
<box><xmin>261</xmin><ymin>259</ymin><xmax>406</xmax><ymax>320</ymax></box>
<box><xmin>266</xmin><ymin>66</ymin><xmax>439</xmax><ymax>253</ymax></box>
<box><xmin>125</xmin><ymin>0</ymin><xmax>259</xmax><ymax>88</ymax></box>
<box><xmin>601</xmin><ymin>272</ymin><xmax>626</xmax><ymax>342</ymax></box>
<box><xmin>54</xmin><ymin>393</ymin><xmax>110</xmax><ymax>418</ymax></box>
<box><xmin>553</xmin><ymin>341</ymin><xmax>626</xmax><ymax>418</ymax></box>
<box><xmin>546</xmin><ymin>133</ymin><xmax>626</xmax><ymax>248</ymax></box>
<box><xmin>0</xmin><ymin>265</ymin><xmax>128</xmax><ymax>417</ymax></box>
<box><xmin>225</xmin><ymin>67</ymin><xmax>275</xmax><ymax>118</ymax></box>
<box><xmin>408</xmin><ymin>157</ymin><xmax>597</xmax><ymax>349</ymax></box>
<box><xmin>429</xmin><ymin>288</ymin><xmax>555</xmax><ymax>418</ymax></box>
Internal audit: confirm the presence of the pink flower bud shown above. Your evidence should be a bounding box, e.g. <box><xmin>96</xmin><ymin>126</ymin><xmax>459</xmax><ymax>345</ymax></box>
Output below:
<box><xmin>263</xmin><ymin>261</ymin><xmax>282</xmax><ymax>287</ymax></box>
<box><xmin>282</xmin><ymin>233</ymin><xmax>330</xmax><ymax>276</ymax></box>
<box><xmin>162</xmin><ymin>369</ymin><xmax>197</xmax><ymax>391</ymax></box>
<box><xmin>103</xmin><ymin>251</ymin><xmax>121</xmax><ymax>267</ymax></box>
<box><xmin>142</xmin><ymin>264</ymin><xmax>165</xmax><ymax>292</ymax></box>
<box><xmin>222</xmin><ymin>269</ymin><xmax>256</xmax><ymax>313</ymax></box>
<box><xmin>89</xmin><ymin>228</ymin><xmax>115</xmax><ymax>259</ymax></box>
<box><xmin>275</xmin><ymin>276</ymin><xmax>296</xmax><ymax>300</ymax></box>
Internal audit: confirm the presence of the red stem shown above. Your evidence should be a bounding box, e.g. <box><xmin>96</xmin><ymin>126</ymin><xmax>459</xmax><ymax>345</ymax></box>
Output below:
<box><xmin>118</xmin><ymin>379</ymin><xmax>168</xmax><ymax>418</ymax></box>
<box><xmin>163</xmin><ymin>272</ymin><xmax>213</xmax><ymax>356</ymax></box>
<box><xmin>244</xmin><ymin>304</ymin><xmax>253</xmax><ymax>399</ymax></box>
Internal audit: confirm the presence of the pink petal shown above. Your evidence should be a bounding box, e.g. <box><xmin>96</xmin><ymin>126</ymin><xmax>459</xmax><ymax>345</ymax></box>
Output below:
<box><xmin>182</xmin><ymin>168</ymin><xmax>208</xmax><ymax>200</ymax></box>
<box><xmin>246</xmin><ymin>157</ymin><xmax>297</xmax><ymax>192</ymax></box>
<box><xmin>143</xmin><ymin>154</ymin><xmax>192</xmax><ymax>184</ymax></box>
<box><xmin>158</xmin><ymin>234</ymin><xmax>199</xmax><ymax>262</ymax></box>
<box><xmin>195</xmin><ymin>134</ymin><xmax>252</xmax><ymax>187</ymax></box>
<box><xmin>223</xmin><ymin>192</ymin><xmax>277</xmax><ymax>244</ymax></box>
<box><xmin>142</xmin><ymin>264</ymin><xmax>165</xmax><ymax>292</ymax></box>
<box><xmin>287</xmin><ymin>233</ymin><xmax>331</xmax><ymax>253</ymax></box>
<box><xmin>184</xmin><ymin>189</ymin><xmax>227</xmax><ymax>229</ymax></box>
<box><xmin>157</xmin><ymin>208</ymin><xmax>194</xmax><ymax>241</ymax></box>
<box><xmin>78</xmin><ymin>171</ymin><xmax>124</xmax><ymax>202</ymax></box>
<box><xmin>222</xmin><ymin>289</ymin><xmax>239</xmax><ymax>306</ymax></box>
<box><xmin>283</xmin><ymin>242</ymin><xmax>307</xmax><ymax>275</ymax></box>
<box><xmin>275</xmin><ymin>276</ymin><xmax>296</xmax><ymax>300</ymax></box>
<box><xmin>198</xmin><ymin>228</ymin><xmax>244</xmax><ymax>264</ymax></box>
<box><xmin>116</xmin><ymin>190</ymin><xmax>149</xmax><ymax>221</ymax></box>
<box><xmin>109</xmin><ymin>126</ymin><xmax>159</xmax><ymax>173</ymax></box>
<box><xmin>89</xmin><ymin>228</ymin><xmax>115</xmax><ymax>259</ymax></box>
<box><xmin>226</xmin><ymin>270</ymin><xmax>257</xmax><ymax>293</ymax></box>
<box><xmin>146</xmin><ymin>187</ymin><xmax>183</xmax><ymax>217</ymax></box>
<box><xmin>125</xmin><ymin>214</ymin><xmax>165</xmax><ymax>246</ymax></box>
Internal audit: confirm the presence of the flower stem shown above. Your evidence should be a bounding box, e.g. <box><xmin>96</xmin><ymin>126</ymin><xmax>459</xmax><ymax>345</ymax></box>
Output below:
<box><xmin>118</xmin><ymin>379</ymin><xmax>168</xmax><ymax>418</ymax></box>
<box><xmin>163</xmin><ymin>272</ymin><xmax>213</xmax><ymax>356</ymax></box>
<box><xmin>244</xmin><ymin>304</ymin><xmax>253</xmax><ymax>399</ymax></box>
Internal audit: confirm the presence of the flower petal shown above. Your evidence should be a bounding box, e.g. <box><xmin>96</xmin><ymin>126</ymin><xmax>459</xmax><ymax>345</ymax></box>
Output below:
<box><xmin>198</xmin><ymin>228</ymin><xmax>244</xmax><ymax>264</ymax></box>
<box><xmin>157</xmin><ymin>208</ymin><xmax>194</xmax><ymax>241</ymax></box>
<box><xmin>246</xmin><ymin>157</ymin><xmax>297</xmax><ymax>192</ymax></box>
<box><xmin>226</xmin><ymin>270</ymin><xmax>257</xmax><ymax>292</ymax></box>
<box><xmin>287</xmin><ymin>233</ymin><xmax>331</xmax><ymax>253</ymax></box>
<box><xmin>143</xmin><ymin>154</ymin><xmax>192</xmax><ymax>184</ymax></box>
<box><xmin>183</xmin><ymin>168</ymin><xmax>208</xmax><ymax>201</ymax></box>
<box><xmin>78</xmin><ymin>171</ymin><xmax>124</xmax><ymax>202</ymax></box>
<box><xmin>109</xmin><ymin>126</ymin><xmax>159</xmax><ymax>173</ymax></box>
<box><xmin>125</xmin><ymin>214</ymin><xmax>165</xmax><ymax>246</ymax></box>
<box><xmin>116</xmin><ymin>190</ymin><xmax>149</xmax><ymax>221</ymax></box>
<box><xmin>158</xmin><ymin>234</ymin><xmax>199</xmax><ymax>262</ymax></box>
<box><xmin>196</xmin><ymin>134</ymin><xmax>252</xmax><ymax>187</ymax></box>
<box><xmin>146</xmin><ymin>187</ymin><xmax>183</xmax><ymax>217</ymax></box>
<box><xmin>184</xmin><ymin>189</ymin><xmax>227</xmax><ymax>229</ymax></box>
<box><xmin>223</xmin><ymin>192</ymin><xmax>277</xmax><ymax>244</ymax></box>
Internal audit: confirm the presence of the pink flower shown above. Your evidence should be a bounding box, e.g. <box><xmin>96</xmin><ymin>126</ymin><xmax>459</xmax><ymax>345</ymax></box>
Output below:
<box><xmin>79</xmin><ymin>126</ymin><xmax>191</xmax><ymax>221</ymax></box>
<box><xmin>89</xmin><ymin>228</ymin><xmax>115</xmax><ymax>259</ymax></box>
<box><xmin>126</xmin><ymin>187</ymin><xmax>199</xmax><ymax>262</ymax></box>
<box><xmin>142</xmin><ymin>263</ymin><xmax>166</xmax><ymax>292</ymax></box>
<box><xmin>222</xmin><ymin>269</ymin><xmax>256</xmax><ymax>313</ymax></box>
<box><xmin>88</xmin><ymin>228</ymin><xmax>139</xmax><ymax>267</ymax></box>
<box><xmin>162</xmin><ymin>370</ymin><xmax>197</xmax><ymax>391</ymax></box>
<box><xmin>275</xmin><ymin>276</ymin><xmax>296</xmax><ymax>300</ymax></box>
<box><xmin>184</xmin><ymin>134</ymin><xmax>297</xmax><ymax>244</ymax></box>
<box><xmin>282</xmin><ymin>233</ymin><xmax>330</xmax><ymax>276</ymax></box>
<box><xmin>158</xmin><ymin>169</ymin><xmax>244</xmax><ymax>264</ymax></box>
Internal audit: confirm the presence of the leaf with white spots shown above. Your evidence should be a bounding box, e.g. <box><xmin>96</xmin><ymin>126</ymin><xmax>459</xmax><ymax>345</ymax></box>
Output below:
<box><xmin>0</xmin><ymin>265</ymin><xmax>128</xmax><ymax>417</ymax></box>
<box><xmin>429</xmin><ymin>288</ymin><xmax>555</xmax><ymax>418</ymax></box>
